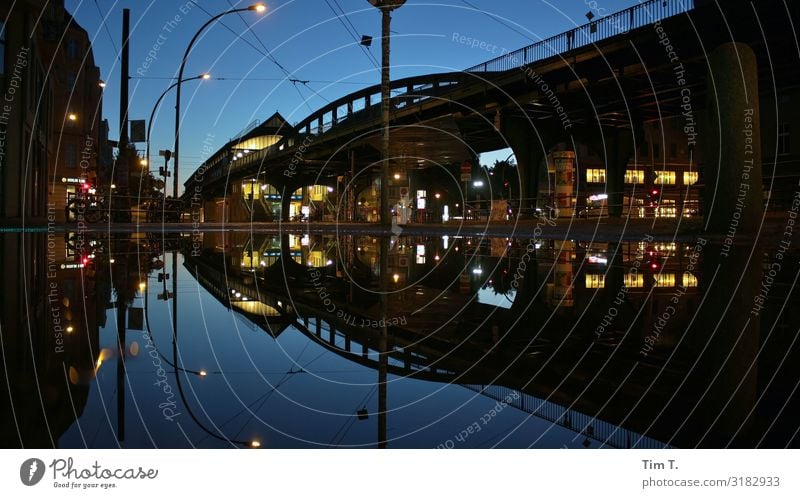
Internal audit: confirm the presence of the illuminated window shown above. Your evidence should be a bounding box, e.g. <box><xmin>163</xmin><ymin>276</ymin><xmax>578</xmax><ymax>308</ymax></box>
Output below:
<box><xmin>682</xmin><ymin>272</ymin><xmax>698</xmax><ymax>288</ymax></box>
<box><xmin>585</xmin><ymin>274</ymin><xmax>605</xmax><ymax>289</ymax></box>
<box><xmin>585</xmin><ymin>169</ymin><xmax>606</xmax><ymax>184</ymax></box>
<box><xmin>654</xmin><ymin>273</ymin><xmax>676</xmax><ymax>287</ymax></box>
<box><xmin>653</xmin><ymin>243</ymin><xmax>676</xmax><ymax>252</ymax></box>
<box><xmin>656</xmin><ymin>206</ymin><xmax>677</xmax><ymax>218</ymax></box>
<box><xmin>241</xmin><ymin>181</ymin><xmax>260</xmax><ymax>200</ymax></box>
<box><xmin>656</xmin><ymin>199</ymin><xmax>677</xmax><ymax>218</ymax></box>
<box><xmin>241</xmin><ymin>249</ymin><xmax>257</xmax><ymax>269</ymax></box>
<box><xmin>308</xmin><ymin>185</ymin><xmax>327</xmax><ymax>201</ymax></box>
<box><xmin>624</xmin><ymin>273</ymin><xmax>644</xmax><ymax>288</ymax></box>
<box><xmin>261</xmin><ymin>184</ymin><xmax>280</xmax><ymax>199</ymax></box>
<box><xmin>307</xmin><ymin>250</ymin><xmax>326</xmax><ymax>268</ymax></box>
<box><xmin>683</xmin><ymin>171</ymin><xmax>699</xmax><ymax>185</ymax></box>
<box><xmin>625</xmin><ymin>170</ymin><xmax>645</xmax><ymax>184</ymax></box>
<box><xmin>654</xmin><ymin>171</ymin><xmax>676</xmax><ymax>185</ymax></box>
<box><xmin>416</xmin><ymin>244</ymin><xmax>426</xmax><ymax>264</ymax></box>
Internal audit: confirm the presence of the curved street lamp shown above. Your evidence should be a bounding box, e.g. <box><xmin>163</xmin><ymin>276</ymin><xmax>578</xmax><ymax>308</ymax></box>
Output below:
<box><xmin>146</xmin><ymin>73</ymin><xmax>210</xmax><ymax>174</ymax></box>
<box><xmin>173</xmin><ymin>3</ymin><xmax>267</xmax><ymax>198</ymax></box>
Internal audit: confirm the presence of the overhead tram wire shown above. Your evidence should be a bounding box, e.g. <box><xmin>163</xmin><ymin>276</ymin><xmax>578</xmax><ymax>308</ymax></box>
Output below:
<box><xmin>329</xmin><ymin>0</ymin><xmax>382</xmax><ymax>67</ymax></box>
<box><xmin>221</xmin><ymin>0</ymin><xmax>333</xmax><ymax>107</ymax></box>
<box><xmin>92</xmin><ymin>0</ymin><xmax>119</xmax><ymax>57</ymax></box>
<box><xmin>130</xmin><ymin>75</ymin><xmax>374</xmax><ymax>85</ymax></box>
<box><xmin>186</xmin><ymin>0</ymin><xmax>323</xmax><ymax>112</ymax></box>
<box><xmin>323</xmin><ymin>0</ymin><xmax>380</xmax><ymax>69</ymax></box>
<box><xmin>458</xmin><ymin>0</ymin><xmax>537</xmax><ymax>43</ymax></box>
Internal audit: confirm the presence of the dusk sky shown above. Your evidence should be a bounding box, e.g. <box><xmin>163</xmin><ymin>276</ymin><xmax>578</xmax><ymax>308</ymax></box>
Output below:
<box><xmin>66</xmin><ymin>0</ymin><xmax>636</xmax><ymax>188</ymax></box>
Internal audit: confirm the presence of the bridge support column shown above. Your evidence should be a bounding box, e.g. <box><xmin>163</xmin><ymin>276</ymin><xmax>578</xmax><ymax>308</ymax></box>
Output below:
<box><xmin>280</xmin><ymin>188</ymin><xmax>293</xmax><ymax>223</ymax></box>
<box><xmin>702</xmin><ymin>42</ymin><xmax>763</xmax><ymax>234</ymax></box>
<box><xmin>670</xmin><ymin>42</ymin><xmax>761</xmax><ymax>446</ymax></box>
<box><xmin>500</xmin><ymin>114</ymin><xmax>556</xmax><ymax>216</ymax></box>
<box><xmin>604</xmin><ymin>129</ymin><xmax>637</xmax><ymax>218</ymax></box>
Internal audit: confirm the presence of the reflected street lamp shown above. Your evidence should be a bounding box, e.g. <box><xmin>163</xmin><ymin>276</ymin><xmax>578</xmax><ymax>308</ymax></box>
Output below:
<box><xmin>173</xmin><ymin>3</ymin><xmax>267</xmax><ymax>198</ymax></box>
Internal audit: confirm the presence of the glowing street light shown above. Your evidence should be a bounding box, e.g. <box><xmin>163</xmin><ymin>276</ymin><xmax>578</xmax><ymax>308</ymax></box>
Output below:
<box><xmin>173</xmin><ymin>4</ymin><xmax>267</xmax><ymax>198</ymax></box>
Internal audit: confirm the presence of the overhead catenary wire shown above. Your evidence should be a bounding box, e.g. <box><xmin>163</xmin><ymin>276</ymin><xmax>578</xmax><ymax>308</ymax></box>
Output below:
<box><xmin>458</xmin><ymin>0</ymin><xmax>537</xmax><ymax>43</ymax></box>
<box><xmin>130</xmin><ymin>75</ymin><xmax>374</xmax><ymax>85</ymax></box>
<box><xmin>92</xmin><ymin>0</ymin><xmax>120</xmax><ymax>57</ymax></box>
<box><xmin>323</xmin><ymin>0</ymin><xmax>380</xmax><ymax>69</ymax></box>
<box><xmin>221</xmin><ymin>0</ymin><xmax>331</xmax><ymax>107</ymax></box>
<box><xmin>185</xmin><ymin>0</ymin><xmax>324</xmax><ymax>111</ymax></box>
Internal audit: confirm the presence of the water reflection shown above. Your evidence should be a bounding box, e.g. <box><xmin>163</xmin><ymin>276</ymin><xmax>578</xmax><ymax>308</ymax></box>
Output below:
<box><xmin>1</xmin><ymin>230</ymin><xmax>798</xmax><ymax>448</ymax></box>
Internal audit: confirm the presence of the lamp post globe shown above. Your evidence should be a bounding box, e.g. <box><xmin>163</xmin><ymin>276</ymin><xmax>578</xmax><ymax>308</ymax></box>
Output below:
<box><xmin>367</xmin><ymin>0</ymin><xmax>406</xmax><ymax>10</ymax></box>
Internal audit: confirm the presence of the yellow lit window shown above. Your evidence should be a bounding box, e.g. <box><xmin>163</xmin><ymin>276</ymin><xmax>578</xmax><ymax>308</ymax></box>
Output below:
<box><xmin>625</xmin><ymin>170</ymin><xmax>645</xmax><ymax>184</ymax></box>
<box><xmin>654</xmin><ymin>273</ymin><xmax>676</xmax><ymax>287</ymax></box>
<box><xmin>308</xmin><ymin>185</ymin><xmax>327</xmax><ymax>201</ymax></box>
<box><xmin>682</xmin><ymin>272</ymin><xmax>698</xmax><ymax>288</ymax></box>
<box><xmin>683</xmin><ymin>171</ymin><xmax>698</xmax><ymax>185</ymax></box>
<box><xmin>241</xmin><ymin>250</ymin><xmax>258</xmax><ymax>269</ymax></box>
<box><xmin>656</xmin><ymin>200</ymin><xmax>677</xmax><ymax>218</ymax></box>
<box><xmin>242</xmin><ymin>181</ymin><xmax>260</xmax><ymax>200</ymax></box>
<box><xmin>585</xmin><ymin>169</ymin><xmax>606</xmax><ymax>184</ymax></box>
<box><xmin>585</xmin><ymin>274</ymin><xmax>605</xmax><ymax>289</ymax></box>
<box><xmin>654</xmin><ymin>171</ymin><xmax>676</xmax><ymax>185</ymax></box>
<box><xmin>624</xmin><ymin>273</ymin><xmax>644</xmax><ymax>288</ymax></box>
<box><xmin>653</xmin><ymin>243</ymin><xmax>677</xmax><ymax>252</ymax></box>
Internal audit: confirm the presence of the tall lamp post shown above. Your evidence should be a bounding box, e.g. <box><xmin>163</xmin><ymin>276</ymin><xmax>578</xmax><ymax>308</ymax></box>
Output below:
<box><xmin>173</xmin><ymin>3</ymin><xmax>266</xmax><ymax>199</ymax></box>
<box><xmin>147</xmin><ymin>73</ymin><xmax>210</xmax><ymax>175</ymax></box>
<box><xmin>367</xmin><ymin>1</ymin><xmax>405</xmax><ymax>449</ymax></box>
<box><xmin>367</xmin><ymin>0</ymin><xmax>405</xmax><ymax>228</ymax></box>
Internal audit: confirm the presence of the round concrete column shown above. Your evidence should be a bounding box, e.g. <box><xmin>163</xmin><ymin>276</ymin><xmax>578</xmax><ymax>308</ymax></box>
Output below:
<box><xmin>552</xmin><ymin>151</ymin><xmax>576</xmax><ymax>218</ymax></box>
<box><xmin>703</xmin><ymin>42</ymin><xmax>762</xmax><ymax>234</ymax></box>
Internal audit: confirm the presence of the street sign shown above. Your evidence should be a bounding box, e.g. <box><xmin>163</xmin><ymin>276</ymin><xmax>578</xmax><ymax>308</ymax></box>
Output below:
<box><xmin>461</xmin><ymin>161</ymin><xmax>472</xmax><ymax>182</ymax></box>
<box><xmin>130</xmin><ymin>120</ymin><xmax>146</xmax><ymax>142</ymax></box>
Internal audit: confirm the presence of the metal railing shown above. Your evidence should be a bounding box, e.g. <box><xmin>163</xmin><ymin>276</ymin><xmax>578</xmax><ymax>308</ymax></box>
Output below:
<box><xmin>462</xmin><ymin>384</ymin><xmax>670</xmax><ymax>448</ymax></box>
<box><xmin>466</xmin><ymin>0</ymin><xmax>695</xmax><ymax>73</ymax></box>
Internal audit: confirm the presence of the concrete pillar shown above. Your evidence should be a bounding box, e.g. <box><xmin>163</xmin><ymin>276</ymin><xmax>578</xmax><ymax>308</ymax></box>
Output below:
<box><xmin>280</xmin><ymin>187</ymin><xmax>293</xmax><ymax>222</ymax></box>
<box><xmin>501</xmin><ymin>114</ymin><xmax>555</xmax><ymax>215</ymax></box>
<box><xmin>702</xmin><ymin>42</ymin><xmax>762</xmax><ymax>234</ymax></box>
<box><xmin>552</xmin><ymin>151</ymin><xmax>576</xmax><ymax>218</ymax></box>
<box><xmin>606</xmin><ymin>130</ymin><xmax>636</xmax><ymax>218</ymax></box>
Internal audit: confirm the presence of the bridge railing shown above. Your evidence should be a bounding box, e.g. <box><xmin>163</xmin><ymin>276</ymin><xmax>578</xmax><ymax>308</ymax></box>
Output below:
<box><xmin>214</xmin><ymin>74</ymin><xmax>465</xmax><ymax>181</ymax></box>
<box><xmin>462</xmin><ymin>384</ymin><xmax>670</xmax><ymax>448</ymax></box>
<box><xmin>466</xmin><ymin>0</ymin><xmax>695</xmax><ymax>73</ymax></box>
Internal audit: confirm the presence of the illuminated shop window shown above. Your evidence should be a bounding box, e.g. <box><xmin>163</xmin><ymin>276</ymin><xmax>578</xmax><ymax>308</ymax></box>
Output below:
<box><xmin>654</xmin><ymin>273</ymin><xmax>676</xmax><ymax>287</ymax></box>
<box><xmin>585</xmin><ymin>169</ymin><xmax>606</xmax><ymax>184</ymax></box>
<box><xmin>654</xmin><ymin>171</ymin><xmax>676</xmax><ymax>185</ymax></box>
<box><xmin>625</xmin><ymin>170</ymin><xmax>645</xmax><ymax>184</ymax></box>
<box><xmin>624</xmin><ymin>273</ymin><xmax>644</xmax><ymax>288</ymax></box>
<box><xmin>655</xmin><ymin>199</ymin><xmax>677</xmax><ymax>218</ymax></box>
<box><xmin>585</xmin><ymin>274</ymin><xmax>605</xmax><ymax>289</ymax></box>
<box><xmin>241</xmin><ymin>181</ymin><xmax>260</xmax><ymax>200</ymax></box>
<box><xmin>683</xmin><ymin>171</ymin><xmax>699</xmax><ymax>185</ymax></box>
<box><xmin>682</xmin><ymin>272</ymin><xmax>698</xmax><ymax>288</ymax></box>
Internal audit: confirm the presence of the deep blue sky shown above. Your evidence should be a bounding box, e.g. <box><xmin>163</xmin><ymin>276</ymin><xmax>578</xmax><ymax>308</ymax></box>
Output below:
<box><xmin>66</xmin><ymin>0</ymin><xmax>635</xmax><ymax>188</ymax></box>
